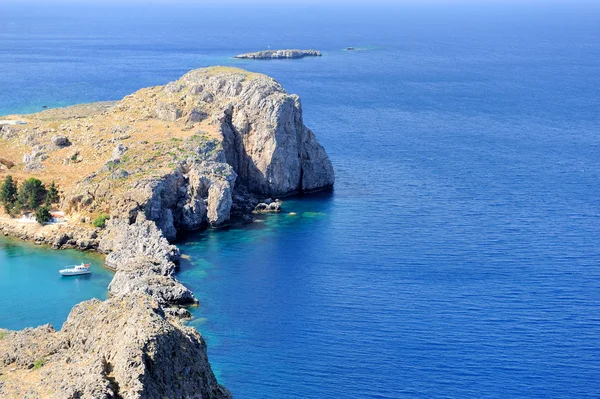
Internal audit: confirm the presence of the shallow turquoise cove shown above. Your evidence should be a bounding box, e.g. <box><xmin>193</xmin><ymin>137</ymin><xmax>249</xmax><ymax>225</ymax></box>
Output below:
<box><xmin>0</xmin><ymin>237</ymin><xmax>113</xmax><ymax>330</ymax></box>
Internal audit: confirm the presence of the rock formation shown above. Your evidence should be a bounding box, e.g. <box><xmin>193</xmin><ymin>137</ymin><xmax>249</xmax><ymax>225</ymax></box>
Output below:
<box><xmin>0</xmin><ymin>294</ymin><xmax>231</xmax><ymax>399</ymax></box>
<box><xmin>234</xmin><ymin>49</ymin><xmax>322</xmax><ymax>59</ymax></box>
<box><xmin>98</xmin><ymin>216</ymin><xmax>196</xmax><ymax>307</ymax></box>
<box><xmin>0</xmin><ymin>66</ymin><xmax>335</xmax><ymax>396</ymax></box>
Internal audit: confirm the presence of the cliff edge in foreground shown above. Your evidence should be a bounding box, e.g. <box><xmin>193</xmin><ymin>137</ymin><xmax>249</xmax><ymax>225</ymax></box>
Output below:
<box><xmin>0</xmin><ymin>294</ymin><xmax>231</xmax><ymax>399</ymax></box>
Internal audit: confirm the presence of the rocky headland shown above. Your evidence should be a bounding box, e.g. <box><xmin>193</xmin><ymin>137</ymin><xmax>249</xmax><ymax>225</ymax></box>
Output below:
<box><xmin>0</xmin><ymin>66</ymin><xmax>334</xmax><ymax>397</ymax></box>
<box><xmin>234</xmin><ymin>49</ymin><xmax>322</xmax><ymax>59</ymax></box>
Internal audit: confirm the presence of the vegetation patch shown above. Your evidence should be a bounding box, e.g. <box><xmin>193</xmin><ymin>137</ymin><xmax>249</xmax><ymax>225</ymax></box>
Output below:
<box><xmin>93</xmin><ymin>213</ymin><xmax>110</xmax><ymax>228</ymax></box>
<box><xmin>33</xmin><ymin>357</ymin><xmax>46</xmax><ymax>370</ymax></box>
<box><xmin>0</xmin><ymin>176</ymin><xmax>60</xmax><ymax>223</ymax></box>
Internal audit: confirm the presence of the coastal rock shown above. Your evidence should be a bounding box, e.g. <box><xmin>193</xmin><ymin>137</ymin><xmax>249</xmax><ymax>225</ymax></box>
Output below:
<box><xmin>0</xmin><ymin>220</ymin><xmax>100</xmax><ymax>250</ymax></box>
<box><xmin>108</xmin><ymin>257</ymin><xmax>196</xmax><ymax>306</ymax></box>
<box><xmin>110</xmin><ymin>157</ymin><xmax>237</xmax><ymax>239</ymax></box>
<box><xmin>254</xmin><ymin>199</ymin><xmax>282</xmax><ymax>213</ymax></box>
<box><xmin>34</xmin><ymin>66</ymin><xmax>332</xmax><ymax>241</ymax></box>
<box><xmin>178</xmin><ymin>67</ymin><xmax>335</xmax><ymax>196</ymax></box>
<box><xmin>98</xmin><ymin>217</ymin><xmax>197</xmax><ymax>306</ymax></box>
<box><xmin>234</xmin><ymin>49</ymin><xmax>322</xmax><ymax>59</ymax></box>
<box><xmin>99</xmin><ymin>216</ymin><xmax>180</xmax><ymax>271</ymax></box>
<box><xmin>207</xmin><ymin>179</ymin><xmax>233</xmax><ymax>226</ymax></box>
<box><xmin>0</xmin><ymin>294</ymin><xmax>230</xmax><ymax>399</ymax></box>
<box><xmin>300</xmin><ymin>127</ymin><xmax>336</xmax><ymax>191</ymax></box>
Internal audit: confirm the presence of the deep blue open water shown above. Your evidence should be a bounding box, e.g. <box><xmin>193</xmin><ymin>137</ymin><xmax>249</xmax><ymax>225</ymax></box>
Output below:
<box><xmin>1</xmin><ymin>2</ymin><xmax>600</xmax><ymax>398</ymax></box>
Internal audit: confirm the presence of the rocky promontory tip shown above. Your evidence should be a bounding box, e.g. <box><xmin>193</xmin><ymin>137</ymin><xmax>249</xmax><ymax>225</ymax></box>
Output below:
<box><xmin>234</xmin><ymin>49</ymin><xmax>322</xmax><ymax>59</ymax></box>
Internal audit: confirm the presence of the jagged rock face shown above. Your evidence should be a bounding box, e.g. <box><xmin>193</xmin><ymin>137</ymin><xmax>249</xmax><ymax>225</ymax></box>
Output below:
<box><xmin>139</xmin><ymin>158</ymin><xmax>237</xmax><ymax>239</ymax></box>
<box><xmin>176</xmin><ymin>67</ymin><xmax>335</xmax><ymax>196</ymax></box>
<box><xmin>207</xmin><ymin>179</ymin><xmax>233</xmax><ymax>225</ymax></box>
<box><xmin>0</xmin><ymin>294</ymin><xmax>231</xmax><ymax>399</ymax></box>
<box><xmin>97</xmin><ymin>217</ymin><xmax>197</xmax><ymax>306</ymax></box>
<box><xmin>108</xmin><ymin>257</ymin><xmax>197</xmax><ymax>306</ymax></box>
<box><xmin>100</xmin><ymin>216</ymin><xmax>180</xmax><ymax>271</ymax></box>
<box><xmin>98</xmin><ymin>218</ymin><xmax>196</xmax><ymax>306</ymax></box>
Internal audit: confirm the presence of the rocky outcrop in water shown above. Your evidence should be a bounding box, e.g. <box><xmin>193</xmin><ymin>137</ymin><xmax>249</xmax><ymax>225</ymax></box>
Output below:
<box><xmin>234</xmin><ymin>49</ymin><xmax>322</xmax><ymax>59</ymax></box>
<box><xmin>97</xmin><ymin>217</ymin><xmax>196</xmax><ymax>306</ymax></box>
<box><xmin>0</xmin><ymin>293</ymin><xmax>231</xmax><ymax>399</ymax></box>
<box><xmin>99</xmin><ymin>217</ymin><xmax>180</xmax><ymax>270</ymax></box>
<box><xmin>254</xmin><ymin>199</ymin><xmax>282</xmax><ymax>213</ymax></box>
<box><xmin>2</xmin><ymin>66</ymin><xmax>333</xmax><ymax>240</ymax></box>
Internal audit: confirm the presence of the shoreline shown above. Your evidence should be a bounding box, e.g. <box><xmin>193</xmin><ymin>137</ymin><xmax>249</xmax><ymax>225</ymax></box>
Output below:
<box><xmin>0</xmin><ymin>217</ymin><xmax>101</xmax><ymax>251</ymax></box>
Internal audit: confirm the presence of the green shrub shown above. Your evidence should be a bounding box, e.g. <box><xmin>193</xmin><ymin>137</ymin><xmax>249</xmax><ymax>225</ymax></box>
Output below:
<box><xmin>35</xmin><ymin>205</ymin><xmax>52</xmax><ymax>225</ymax></box>
<box><xmin>93</xmin><ymin>213</ymin><xmax>110</xmax><ymax>228</ymax></box>
<box><xmin>104</xmin><ymin>161</ymin><xmax>118</xmax><ymax>171</ymax></box>
<box><xmin>0</xmin><ymin>331</ymin><xmax>7</xmax><ymax>340</ymax></box>
<box><xmin>33</xmin><ymin>358</ymin><xmax>45</xmax><ymax>369</ymax></box>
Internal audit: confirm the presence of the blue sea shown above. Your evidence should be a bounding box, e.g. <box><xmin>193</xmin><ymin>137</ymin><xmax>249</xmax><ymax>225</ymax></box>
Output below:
<box><xmin>1</xmin><ymin>2</ymin><xmax>600</xmax><ymax>398</ymax></box>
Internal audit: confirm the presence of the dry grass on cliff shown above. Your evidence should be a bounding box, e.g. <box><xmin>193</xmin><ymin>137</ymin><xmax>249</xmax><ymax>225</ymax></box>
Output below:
<box><xmin>0</xmin><ymin>91</ymin><xmax>221</xmax><ymax>210</ymax></box>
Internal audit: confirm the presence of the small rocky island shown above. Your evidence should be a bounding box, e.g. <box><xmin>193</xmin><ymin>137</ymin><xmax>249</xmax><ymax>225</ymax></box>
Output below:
<box><xmin>0</xmin><ymin>66</ymin><xmax>334</xmax><ymax>398</ymax></box>
<box><xmin>234</xmin><ymin>49</ymin><xmax>322</xmax><ymax>59</ymax></box>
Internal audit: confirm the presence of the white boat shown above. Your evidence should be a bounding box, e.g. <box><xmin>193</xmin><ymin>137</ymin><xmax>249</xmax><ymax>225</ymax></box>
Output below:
<box><xmin>59</xmin><ymin>263</ymin><xmax>91</xmax><ymax>276</ymax></box>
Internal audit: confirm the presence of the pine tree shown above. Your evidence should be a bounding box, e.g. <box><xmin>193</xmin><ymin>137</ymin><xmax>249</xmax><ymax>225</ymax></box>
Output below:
<box><xmin>0</xmin><ymin>175</ymin><xmax>18</xmax><ymax>213</ymax></box>
<box><xmin>45</xmin><ymin>180</ymin><xmax>59</xmax><ymax>206</ymax></box>
<box><xmin>35</xmin><ymin>205</ymin><xmax>52</xmax><ymax>225</ymax></box>
<box><xmin>17</xmin><ymin>177</ymin><xmax>46</xmax><ymax>211</ymax></box>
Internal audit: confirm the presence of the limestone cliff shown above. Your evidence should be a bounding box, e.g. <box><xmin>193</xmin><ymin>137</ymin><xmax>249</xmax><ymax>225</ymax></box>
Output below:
<box><xmin>0</xmin><ymin>294</ymin><xmax>231</xmax><ymax>399</ymax></box>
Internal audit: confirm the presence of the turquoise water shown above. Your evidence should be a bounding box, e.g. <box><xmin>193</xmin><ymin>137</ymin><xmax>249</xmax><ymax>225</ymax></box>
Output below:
<box><xmin>2</xmin><ymin>2</ymin><xmax>600</xmax><ymax>398</ymax></box>
<box><xmin>0</xmin><ymin>237</ymin><xmax>113</xmax><ymax>330</ymax></box>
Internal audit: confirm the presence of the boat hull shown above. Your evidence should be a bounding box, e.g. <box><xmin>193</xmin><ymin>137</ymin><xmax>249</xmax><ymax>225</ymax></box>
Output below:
<box><xmin>59</xmin><ymin>270</ymin><xmax>92</xmax><ymax>276</ymax></box>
